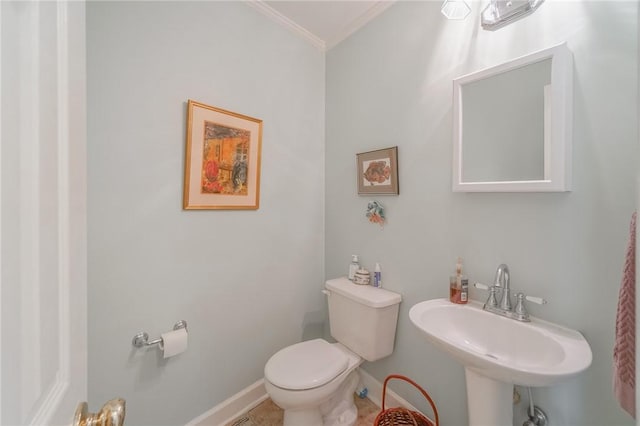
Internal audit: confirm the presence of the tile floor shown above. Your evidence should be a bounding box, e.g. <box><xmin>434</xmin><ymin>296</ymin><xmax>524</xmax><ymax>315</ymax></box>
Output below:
<box><xmin>226</xmin><ymin>394</ymin><xmax>380</xmax><ymax>426</ymax></box>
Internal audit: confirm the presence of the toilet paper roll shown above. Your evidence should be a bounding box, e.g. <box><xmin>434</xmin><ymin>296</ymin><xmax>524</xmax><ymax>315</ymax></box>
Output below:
<box><xmin>160</xmin><ymin>328</ymin><xmax>188</xmax><ymax>359</ymax></box>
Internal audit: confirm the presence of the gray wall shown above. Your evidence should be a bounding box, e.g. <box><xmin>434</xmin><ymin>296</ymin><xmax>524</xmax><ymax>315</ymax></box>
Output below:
<box><xmin>325</xmin><ymin>2</ymin><xmax>637</xmax><ymax>426</ymax></box>
<box><xmin>87</xmin><ymin>2</ymin><xmax>325</xmax><ymax>425</ymax></box>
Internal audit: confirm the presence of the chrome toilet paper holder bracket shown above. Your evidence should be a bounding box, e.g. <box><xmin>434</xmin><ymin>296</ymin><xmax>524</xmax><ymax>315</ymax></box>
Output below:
<box><xmin>132</xmin><ymin>320</ymin><xmax>188</xmax><ymax>348</ymax></box>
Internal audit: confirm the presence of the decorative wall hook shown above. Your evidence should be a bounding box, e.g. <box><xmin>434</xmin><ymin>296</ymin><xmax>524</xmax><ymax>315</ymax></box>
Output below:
<box><xmin>366</xmin><ymin>200</ymin><xmax>386</xmax><ymax>228</ymax></box>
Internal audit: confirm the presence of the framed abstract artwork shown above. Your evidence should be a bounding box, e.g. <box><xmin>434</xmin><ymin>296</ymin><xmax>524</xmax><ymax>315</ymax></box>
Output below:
<box><xmin>356</xmin><ymin>146</ymin><xmax>399</xmax><ymax>195</ymax></box>
<box><xmin>183</xmin><ymin>100</ymin><xmax>263</xmax><ymax>210</ymax></box>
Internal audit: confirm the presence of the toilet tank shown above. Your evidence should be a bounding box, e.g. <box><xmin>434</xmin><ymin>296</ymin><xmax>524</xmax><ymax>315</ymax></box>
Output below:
<box><xmin>325</xmin><ymin>277</ymin><xmax>402</xmax><ymax>362</ymax></box>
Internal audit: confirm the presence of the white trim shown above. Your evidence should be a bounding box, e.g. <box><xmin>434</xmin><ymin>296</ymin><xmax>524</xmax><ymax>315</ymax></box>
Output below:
<box><xmin>543</xmin><ymin>84</ymin><xmax>552</xmax><ymax>179</ymax></box>
<box><xmin>0</xmin><ymin>2</ymin><xmax>85</xmax><ymax>423</ymax></box>
<box><xmin>358</xmin><ymin>369</ymin><xmax>425</xmax><ymax>418</ymax></box>
<box><xmin>325</xmin><ymin>1</ymin><xmax>396</xmax><ymax>51</ymax></box>
<box><xmin>19</xmin><ymin>2</ymin><xmax>42</xmax><ymax>418</ymax></box>
<box><xmin>31</xmin><ymin>3</ymin><xmax>73</xmax><ymax>423</ymax></box>
<box><xmin>244</xmin><ymin>0</ymin><xmax>326</xmax><ymax>51</ymax></box>
<box><xmin>185</xmin><ymin>369</ymin><xmax>429</xmax><ymax>426</ymax></box>
<box><xmin>452</xmin><ymin>42</ymin><xmax>573</xmax><ymax>192</ymax></box>
<box><xmin>0</xmin><ymin>1</ymin><xmax>3</xmax><ymax>422</ymax></box>
<box><xmin>56</xmin><ymin>0</ymin><xmax>71</xmax><ymax>389</ymax></box>
<box><xmin>185</xmin><ymin>379</ymin><xmax>268</xmax><ymax>426</ymax></box>
<box><xmin>29</xmin><ymin>376</ymin><xmax>69</xmax><ymax>426</ymax></box>
<box><xmin>244</xmin><ymin>1</ymin><xmax>396</xmax><ymax>52</ymax></box>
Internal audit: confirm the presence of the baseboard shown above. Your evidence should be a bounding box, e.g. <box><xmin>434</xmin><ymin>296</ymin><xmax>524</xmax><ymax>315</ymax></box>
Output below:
<box><xmin>358</xmin><ymin>369</ymin><xmax>431</xmax><ymax>421</ymax></box>
<box><xmin>185</xmin><ymin>369</ymin><xmax>430</xmax><ymax>426</ymax></box>
<box><xmin>185</xmin><ymin>379</ymin><xmax>268</xmax><ymax>426</ymax></box>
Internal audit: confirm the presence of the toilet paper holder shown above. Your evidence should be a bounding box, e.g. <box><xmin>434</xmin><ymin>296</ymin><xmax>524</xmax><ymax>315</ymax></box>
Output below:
<box><xmin>132</xmin><ymin>320</ymin><xmax>188</xmax><ymax>348</ymax></box>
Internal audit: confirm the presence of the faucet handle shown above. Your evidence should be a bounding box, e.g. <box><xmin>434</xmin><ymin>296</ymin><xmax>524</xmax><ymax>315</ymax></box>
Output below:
<box><xmin>474</xmin><ymin>282</ymin><xmax>498</xmax><ymax>308</ymax></box>
<box><xmin>524</xmin><ymin>295</ymin><xmax>547</xmax><ymax>305</ymax></box>
<box><xmin>514</xmin><ymin>293</ymin><xmax>547</xmax><ymax>321</ymax></box>
<box><xmin>474</xmin><ymin>282</ymin><xmax>490</xmax><ymax>291</ymax></box>
<box><xmin>514</xmin><ymin>293</ymin><xmax>529</xmax><ymax>319</ymax></box>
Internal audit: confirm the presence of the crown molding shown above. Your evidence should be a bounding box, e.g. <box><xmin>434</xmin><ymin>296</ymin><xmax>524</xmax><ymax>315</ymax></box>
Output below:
<box><xmin>245</xmin><ymin>1</ymin><xmax>397</xmax><ymax>52</ymax></box>
<box><xmin>325</xmin><ymin>1</ymin><xmax>396</xmax><ymax>50</ymax></box>
<box><xmin>244</xmin><ymin>0</ymin><xmax>326</xmax><ymax>52</ymax></box>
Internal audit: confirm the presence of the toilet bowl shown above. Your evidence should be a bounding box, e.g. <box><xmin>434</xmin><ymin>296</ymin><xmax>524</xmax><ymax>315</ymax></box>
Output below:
<box><xmin>264</xmin><ymin>339</ymin><xmax>362</xmax><ymax>426</ymax></box>
<box><xmin>264</xmin><ymin>278</ymin><xmax>402</xmax><ymax>426</ymax></box>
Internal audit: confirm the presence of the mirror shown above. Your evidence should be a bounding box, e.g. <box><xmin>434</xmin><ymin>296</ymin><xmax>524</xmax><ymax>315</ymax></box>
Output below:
<box><xmin>452</xmin><ymin>43</ymin><xmax>573</xmax><ymax>192</ymax></box>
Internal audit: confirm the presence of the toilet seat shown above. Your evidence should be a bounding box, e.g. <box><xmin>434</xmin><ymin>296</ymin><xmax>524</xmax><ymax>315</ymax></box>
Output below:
<box><xmin>264</xmin><ymin>339</ymin><xmax>349</xmax><ymax>390</ymax></box>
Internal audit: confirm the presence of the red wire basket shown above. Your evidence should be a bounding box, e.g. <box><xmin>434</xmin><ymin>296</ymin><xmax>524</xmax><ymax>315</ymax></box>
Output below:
<box><xmin>373</xmin><ymin>375</ymin><xmax>439</xmax><ymax>426</ymax></box>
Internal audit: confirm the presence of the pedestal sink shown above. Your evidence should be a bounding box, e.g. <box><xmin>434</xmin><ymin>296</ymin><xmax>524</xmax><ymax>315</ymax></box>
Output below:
<box><xmin>409</xmin><ymin>299</ymin><xmax>592</xmax><ymax>426</ymax></box>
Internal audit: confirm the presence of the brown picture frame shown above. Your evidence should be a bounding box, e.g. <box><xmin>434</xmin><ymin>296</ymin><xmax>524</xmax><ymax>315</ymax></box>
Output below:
<box><xmin>356</xmin><ymin>146</ymin><xmax>399</xmax><ymax>195</ymax></box>
<box><xmin>183</xmin><ymin>100</ymin><xmax>263</xmax><ymax>210</ymax></box>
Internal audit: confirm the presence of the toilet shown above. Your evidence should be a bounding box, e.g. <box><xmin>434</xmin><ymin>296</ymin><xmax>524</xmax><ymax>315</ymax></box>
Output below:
<box><xmin>264</xmin><ymin>277</ymin><xmax>402</xmax><ymax>426</ymax></box>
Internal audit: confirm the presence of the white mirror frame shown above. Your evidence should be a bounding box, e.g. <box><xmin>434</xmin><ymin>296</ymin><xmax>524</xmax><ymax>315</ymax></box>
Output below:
<box><xmin>452</xmin><ymin>42</ymin><xmax>573</xmax><ymax>192</ymax></box>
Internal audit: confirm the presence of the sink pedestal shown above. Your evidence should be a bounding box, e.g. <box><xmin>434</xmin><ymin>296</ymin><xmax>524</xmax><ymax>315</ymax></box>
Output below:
<box><xmin>465</xmin><ymin>368</ymin><xmax>513</xmax><ymax>426</ymax></box>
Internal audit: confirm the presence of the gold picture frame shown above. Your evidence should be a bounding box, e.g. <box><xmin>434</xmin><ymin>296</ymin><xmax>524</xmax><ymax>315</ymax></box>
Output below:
<box><xmin>356</xmin><ymin>146</ymin><xmax>399</xmax><ymax>195</ymax></box>
<box><xmin>183</xmin><ymin>100</ymin><xmax>263</xmax><ymax>210</ymax></box>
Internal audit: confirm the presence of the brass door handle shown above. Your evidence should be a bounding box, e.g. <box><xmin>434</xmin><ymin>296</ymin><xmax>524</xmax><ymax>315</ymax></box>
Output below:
<box><xmin>73</xmin><ymin>398</ymin><xmax>126</xmax><ymax>426</ymax></box>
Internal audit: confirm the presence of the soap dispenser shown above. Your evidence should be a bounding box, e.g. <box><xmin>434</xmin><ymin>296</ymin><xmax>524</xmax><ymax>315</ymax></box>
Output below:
<box><xmin>450</xmin><ymin>257</ymin><xmax>468</xmax><ymax>304</ymax></box>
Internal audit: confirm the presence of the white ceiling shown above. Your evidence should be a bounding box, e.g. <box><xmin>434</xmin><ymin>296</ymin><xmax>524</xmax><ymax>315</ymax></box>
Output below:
<box><xmin>248</xmin><ymin>1</ymin><xmax>396</xmax><ymax>51</ymax></box>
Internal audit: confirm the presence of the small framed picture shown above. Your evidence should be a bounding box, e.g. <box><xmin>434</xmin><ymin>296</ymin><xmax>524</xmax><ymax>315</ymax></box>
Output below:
<box><xmin>356</xmin><ymin>146</ymin><xmax>399</xmax><ymax>195</ymax></box>
<box><xmin>183</xmin><ymin>100</ymin><xmax>263</xmax><ymax>210</ymax></box>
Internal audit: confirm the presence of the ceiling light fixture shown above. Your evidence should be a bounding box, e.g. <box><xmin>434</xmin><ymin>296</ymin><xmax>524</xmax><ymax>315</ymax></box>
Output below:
<box><xmin>481</xmin><ymin>0</ymin><xmax>546</xmax><ymax>30</ymax></box>
<box><xmin>441</xmin><ymin>0</ymin><xmax>471</xmax><ymax>20</ymax></box>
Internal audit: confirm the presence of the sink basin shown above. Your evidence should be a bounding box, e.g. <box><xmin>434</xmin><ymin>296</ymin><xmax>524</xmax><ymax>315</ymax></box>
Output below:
<box><xmin>409</xmin><ymin>298</ymin><xmax>592</xmax><ymax>426</ymax></box>
<box><xmin>409</xmin><ymin>298</ymin><xmax>592</xmax><ymax>386</ymax></box>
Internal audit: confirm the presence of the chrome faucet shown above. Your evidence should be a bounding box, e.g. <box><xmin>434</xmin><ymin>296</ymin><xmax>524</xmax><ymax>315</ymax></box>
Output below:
<box><xmin>474</xmin><ymin>264</ymin><xmax>547</xmax><ymax>322</ymax></box>
<box><xmin>494</xmin><ymin>264</ymin><xmax>512</xmax><ymax>311</ymax></box>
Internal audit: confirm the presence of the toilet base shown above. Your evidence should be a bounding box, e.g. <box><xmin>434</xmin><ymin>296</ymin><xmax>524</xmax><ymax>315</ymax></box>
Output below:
<box><xmin>320</xmin><ymin>370</ymin><xmax>359</xmax><ymax>426</ymax></box>
<box><xmin>283</xmin><ymin>408</ymin><xmax>324</xmax><ymax>426</ymax></box>
<box><xmin>280</xmin><ymin>370</ymin><xmax>360</xmax><ymax>426</ymax></box>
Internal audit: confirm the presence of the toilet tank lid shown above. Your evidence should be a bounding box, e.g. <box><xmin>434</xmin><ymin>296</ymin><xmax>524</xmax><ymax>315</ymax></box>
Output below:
<box><xmin>325</xmin><ymin>277</ymin><xmax>402</xmax><ymax>308</ymax></box>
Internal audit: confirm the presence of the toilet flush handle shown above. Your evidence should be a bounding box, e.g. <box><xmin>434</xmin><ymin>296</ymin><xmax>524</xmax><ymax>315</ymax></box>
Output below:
<box><xmin>322</xmin><ymin>290</ymin><xmax>331</xmax><ymax>296</ymax></box>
